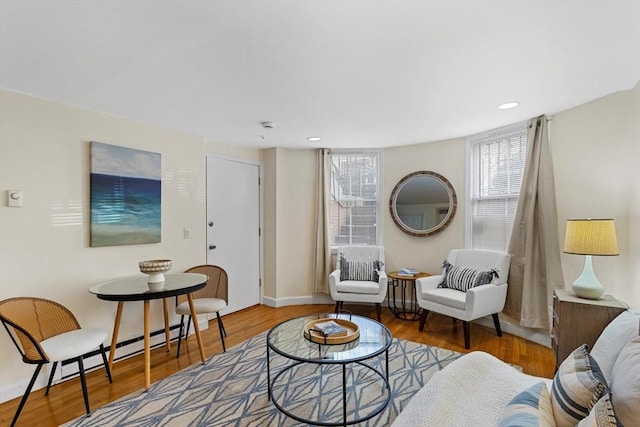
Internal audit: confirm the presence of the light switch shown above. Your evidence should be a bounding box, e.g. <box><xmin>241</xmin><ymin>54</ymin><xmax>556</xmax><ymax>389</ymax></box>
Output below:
<box><xmin>7</xmin><ymin>190</ymin><xmax>23</xmax><ymax>207</ymax></box>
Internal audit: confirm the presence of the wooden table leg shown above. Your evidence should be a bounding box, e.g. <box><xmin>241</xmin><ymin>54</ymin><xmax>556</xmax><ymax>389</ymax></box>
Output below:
<box><xmin>144</xmin><ymin>300</ymin><xmax>151</xmax><ymax>390</ymax></box>
<box><xmin>162</xmin><ymin>298</ymin><xmax>171</xmax><ymax>352</ymax></box>
<box><xmin>108</xmin><ymin>302</ymin><xmax>124</xmax><ymax>372</ymax></box>
<box><xmin>187</xmin><ymin>293</ymin><xmax>206</xmax><ymax>364</ymax></box>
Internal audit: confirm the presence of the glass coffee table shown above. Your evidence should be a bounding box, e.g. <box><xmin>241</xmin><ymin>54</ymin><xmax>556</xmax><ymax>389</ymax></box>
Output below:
<box><xmin>266</xmin><ymin>313</ymin><xmax>392</xmax><ymax>426</ymax></box>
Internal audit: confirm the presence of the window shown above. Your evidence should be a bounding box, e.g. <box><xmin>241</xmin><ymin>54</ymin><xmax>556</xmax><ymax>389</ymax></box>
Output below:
<box><xmin>467</xmin><ymin>122</ymin><xmax>528</xmax><ymax>251</ymax></box>
<box><xmin>328</xmin><ymin>150</ymin><xmax>381</xmax><ymax>246</ymax></box>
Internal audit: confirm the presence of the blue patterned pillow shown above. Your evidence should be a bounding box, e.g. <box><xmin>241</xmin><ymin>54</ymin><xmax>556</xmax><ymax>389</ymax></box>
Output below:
<box><xmin>551</xmin><ymin>344</ymin><xmax>608</xmax><ymax>427</ymax></box>
<box><xmin>339</xmin><ymin>258</ymin><xmax>383</xmax><ymax>282</ymax></box>
<box><xmin>498</xmin><ymin>382</ymin><xmax>556</xmax><ymax>427</ymax></box>
<box><xmin>438</xmin><ymin>260</ymin><xmax>499</xmax><ymax>292</ymax></box>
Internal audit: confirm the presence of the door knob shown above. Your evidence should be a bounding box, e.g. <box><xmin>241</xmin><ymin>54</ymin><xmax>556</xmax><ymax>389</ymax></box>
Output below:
<box><xmin>209</xmin><ymin>245</ymin><xmax>217</xmax><ymax>250</ymax></box>
<box><xmin>208</xmin><ymin>221</ymin><xmax>214</xmax><ymax>227</ymax></box>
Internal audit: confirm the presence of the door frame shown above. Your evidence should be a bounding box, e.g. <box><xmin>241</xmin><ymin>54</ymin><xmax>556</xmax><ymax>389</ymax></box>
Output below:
<box><xmin>205</xmin><ymin>153</ymin><xmax>263</xmax><ymax>309</ymax></box>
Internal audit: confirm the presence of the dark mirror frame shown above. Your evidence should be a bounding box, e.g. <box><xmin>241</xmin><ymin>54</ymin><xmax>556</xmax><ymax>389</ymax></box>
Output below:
<box><xmin>389</xmin><ymin>171</ymin><xmax>457</xmax><ymax>237</ymax></box>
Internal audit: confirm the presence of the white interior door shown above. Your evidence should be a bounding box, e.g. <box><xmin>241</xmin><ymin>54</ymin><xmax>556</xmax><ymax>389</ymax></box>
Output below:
<box><xmin>206</xmin><ymin>156</ymin><xmax>260</xmax><ymax>314</ymax></box>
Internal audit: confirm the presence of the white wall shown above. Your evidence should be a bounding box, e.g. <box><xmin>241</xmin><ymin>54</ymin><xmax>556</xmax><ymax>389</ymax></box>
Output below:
<box><xmin>551</xmin><ymin>81</ymin><xmax>640</xmax><ymax>307</ymax></box>
<box><xmin>0</xmin><ymin>90</ymin><xmax>260</xmax><ymax>401</ymax></box>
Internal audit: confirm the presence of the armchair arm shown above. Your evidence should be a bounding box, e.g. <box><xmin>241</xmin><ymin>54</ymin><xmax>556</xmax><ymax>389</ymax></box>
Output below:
<box><xmin>416</xmin><ymin>275</ymin><xmax>443</xmax><ymax>293</ymax></box>
<box><xmin>466</xmin><ymin>283</ymin><xmax>508</xmax><ymax>320</ymax></box>
<box><xmin>329</xmin><ymin>269</ymin><xmax>341</xmax><ymax>298</ymax></box>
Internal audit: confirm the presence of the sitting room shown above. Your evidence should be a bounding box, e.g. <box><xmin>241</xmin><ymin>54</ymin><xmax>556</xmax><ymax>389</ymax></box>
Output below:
<box><xmin>1</xmin><ymin>1</ymin><xmax>638</xmax><ymax>426</ymax></box>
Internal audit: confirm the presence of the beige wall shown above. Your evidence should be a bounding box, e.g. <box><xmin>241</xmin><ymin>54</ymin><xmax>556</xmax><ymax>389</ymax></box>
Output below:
<box><xmin>551</xmin><ymin>81</ymin><xmax>640</xmax><ymax>306</ymax></box>
<box><xmin>383</xmin><ymin>139</ymin><xmax>466</xmax><ymax>273</ymax></box>
<box><xmin>0</xmin><ymin>90</ymin><xmax>260</xmax><ymax>400</ymax></box>
<box><xmin>262</xmin><ymin>84</ymin><xmax>640</xmax><ymax>311</ymax></box>
<box><xmin>1</xmin><ymin>81</ymin><xmax>638</xmax><ymax>401</ymax></box>
<box><xmin>261</xmin><ymin>148</ymin><xmax>316</xmax><ymax>302</ymax></box>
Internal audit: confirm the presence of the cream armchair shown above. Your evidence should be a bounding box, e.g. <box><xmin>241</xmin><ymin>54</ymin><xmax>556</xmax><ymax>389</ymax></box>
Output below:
<box><xmin>416</xmin><ymin>249</ymin><xmax>511</xmax><ymax>349</ymax></box>
<box><xmin>329</xmin><ymin>245</ymin><xmax>387</xmax><ymax>322</ymax></box>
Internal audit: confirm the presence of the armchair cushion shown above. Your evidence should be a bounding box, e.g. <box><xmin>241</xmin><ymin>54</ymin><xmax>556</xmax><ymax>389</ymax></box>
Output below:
<box><xmin>422</xmin><ymin>288</ymin><xmax>467</xmax><ymax>310</ymax></box>
<box><xmin>339</xmin><ymin>259</ymin><xmax>383</xmax><ymax>282</ymax></box>
<box><xmin>439</xmin><ymin>260</ymin><xmax>499</xmax><ymax>292</ymax></box>
<box><xmin>336</xmin><ymin>280</ymin><xmax>381</xmax><ymax>295</ymax></box>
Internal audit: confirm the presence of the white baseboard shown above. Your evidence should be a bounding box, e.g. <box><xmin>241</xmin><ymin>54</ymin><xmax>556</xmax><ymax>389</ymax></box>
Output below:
<box><xmin>474</xmin><ymin>316</ymin><xmax>551</xmax><ymax>348</ymax></box>
<box><xmin>0</xmin><ymin>319</ymin><xmax>210</xmax><ymax>404</ymax></box>
<box><xmin>262</xmin><ymin>294</ymin><xmax>334</xmax><ymax>307</ymax></box>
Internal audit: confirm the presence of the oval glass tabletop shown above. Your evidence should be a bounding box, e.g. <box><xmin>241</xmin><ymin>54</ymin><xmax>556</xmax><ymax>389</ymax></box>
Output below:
<box><xmin>89</xmin><ymin>273</ymin><xmax>207</xmax><ymax>301</ymax></box>
<box><xmin>267</xmin><ymin>313</ymin><xmax>392</xmax><ymax>363</ymax></box>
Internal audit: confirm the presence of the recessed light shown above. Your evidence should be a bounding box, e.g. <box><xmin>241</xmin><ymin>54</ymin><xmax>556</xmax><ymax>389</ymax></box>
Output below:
<box><xmin>498</xmin><ymin>102</ymin><xmax>519</xmax><ymax>110</ymax></box>
<box><xmin>308</xmin><ymin>137</ymin><xmax>321</xmax><ymax>142</ymax></box>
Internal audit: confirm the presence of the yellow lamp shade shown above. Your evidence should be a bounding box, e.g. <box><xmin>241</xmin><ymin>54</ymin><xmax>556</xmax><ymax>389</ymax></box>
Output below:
<box><xmin>563</xmin><ymin>219</ymin><xmax>619</xmax><ymax>256</ymax></box>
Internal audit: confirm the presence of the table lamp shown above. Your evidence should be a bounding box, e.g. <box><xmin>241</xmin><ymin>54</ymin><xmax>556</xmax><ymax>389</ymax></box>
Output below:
<box><xmin>563</xmin><ymin>218</ymin><xmax>619</xmax><ymax>299</ymax></box>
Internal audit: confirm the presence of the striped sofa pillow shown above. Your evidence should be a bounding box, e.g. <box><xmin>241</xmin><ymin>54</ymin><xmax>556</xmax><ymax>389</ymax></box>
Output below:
<box><xmin>438</xmin><ymin>261</ymin><xmax>499</xmax><ymax>292</ymax></box>
<box><xmin>551</xmin><ymin>344</ymin><xmax>608</xmax><ymax>427</ymax></box>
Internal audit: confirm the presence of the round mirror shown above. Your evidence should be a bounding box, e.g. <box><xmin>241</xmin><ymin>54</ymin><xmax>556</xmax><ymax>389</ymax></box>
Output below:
<box><xmin>389</xmin><ymin>171</ymin><xmax>457</xmax><ymax>236</ymax></box>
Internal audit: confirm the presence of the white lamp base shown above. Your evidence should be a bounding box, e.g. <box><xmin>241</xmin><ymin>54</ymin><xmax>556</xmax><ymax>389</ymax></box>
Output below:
<box><xmin>571</xmin><ymin>255</ymin><xmax>604</xmax><ymax>300</ymax></box>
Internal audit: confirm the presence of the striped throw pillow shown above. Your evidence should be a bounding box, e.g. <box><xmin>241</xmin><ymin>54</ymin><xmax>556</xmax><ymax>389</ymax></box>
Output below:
<box><xmin>577</xmin><ymin>392</ymin><xmax>622</xmax><ymax>427</ymax></box>
<box><xmin>551</xmin><ymin>344</ymin><xmax>608</xmax><ymax>427</ymax></box>
<box><xmin>438</xmin><ymin>261</ymin><xmax>499</xmax><ymax>292</ymax></box>
<box><xmin>498</xmin><ymin>382</ymin><xmax>555</xmax><ymax>427</ymax></box>
<box><xmin>339</xmin><ymin>258</ymin><xmax>382</xmax><ymax>282</ymax></box>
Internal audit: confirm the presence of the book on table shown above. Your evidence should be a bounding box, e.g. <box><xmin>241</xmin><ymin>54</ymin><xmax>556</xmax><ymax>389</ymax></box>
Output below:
<box><xmin>397</xmin><ymin>267</ymin><xmax>419</xmax><ymax>277</ymax></box>
<box><xmin>313</xmin><ymin>320</ymin><xmax>348</xmax><ymax>337</ymax></box>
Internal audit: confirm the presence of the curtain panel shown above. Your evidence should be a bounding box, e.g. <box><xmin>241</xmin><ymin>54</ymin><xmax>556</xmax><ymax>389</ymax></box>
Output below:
<box><xmin>504</xmin><ymin>115</ymin><xmax>564</xmax><ymax>330</ymax></box>
<box><xmin>313</xmin><ymin>148</ymin><xmax>332</xmax><ymax>294</ymax></box>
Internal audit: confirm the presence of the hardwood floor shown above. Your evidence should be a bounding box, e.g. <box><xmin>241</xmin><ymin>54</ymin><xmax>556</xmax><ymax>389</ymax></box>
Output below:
<box><xmin>0</xmin><ymin>303</ymin><xmax>555</xmax><ymax>426</ymax></box>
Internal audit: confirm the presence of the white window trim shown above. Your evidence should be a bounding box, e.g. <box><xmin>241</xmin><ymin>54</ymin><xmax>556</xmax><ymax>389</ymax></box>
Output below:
<box><xmin>465</xmin><ymin>120</ymin><xmax>529</xmax><ymax>249</ymax></box>
<box><xmin>328</xmin><ymin>149</ymin><xmax>383</xmax><ymax>249</ymax></box>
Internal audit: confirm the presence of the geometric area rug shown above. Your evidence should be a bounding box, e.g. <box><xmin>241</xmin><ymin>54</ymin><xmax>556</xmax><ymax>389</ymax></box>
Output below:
<box><xmin>64</xmin><ymin>331</ymin><xmax>462</xmax><ymax>426</ymax></box>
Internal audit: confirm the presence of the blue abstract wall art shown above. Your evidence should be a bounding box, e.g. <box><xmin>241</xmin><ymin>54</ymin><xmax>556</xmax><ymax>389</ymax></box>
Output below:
<box><xmin>90</xmin><ymin>141</ymin><xmax>161</xmax><ymax>247</ymax></box>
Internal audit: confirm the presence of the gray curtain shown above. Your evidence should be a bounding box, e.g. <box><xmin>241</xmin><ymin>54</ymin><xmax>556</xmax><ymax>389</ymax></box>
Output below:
<box><xmin>313</xmin><ymin>148</ymin><xmax>332</xmax><ymax>293</ymax></box>
<box><xmin>504</xmin><ymin>115</ymin><xmax>564</xmax><ymax>330</ymax></box>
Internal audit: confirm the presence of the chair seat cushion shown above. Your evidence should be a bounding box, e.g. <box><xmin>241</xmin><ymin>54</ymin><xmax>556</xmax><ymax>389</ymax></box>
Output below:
<box><xmin>176</xmin><ymin>298</ymin><xmax>227</xmax><ymax>315</ymax></box>
<box><xmin>40</xmin><ymin>328</ymin><xmax>107</xmax><ymax>362</ymax></box>
<box><xmin>336</xmin><ymin>280</ymin><xmax>380</xmax><ymax>295</ymax></box>
<box><xmin>422</xmin><ymin>288</ymin><xmax>466</xmax><ymax>310</ymax></box>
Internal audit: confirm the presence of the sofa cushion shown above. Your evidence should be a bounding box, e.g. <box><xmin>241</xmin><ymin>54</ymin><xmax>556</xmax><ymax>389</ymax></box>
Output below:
<box><xmin>438</xmin><ymin>260</ymin><xmax>498</xmax><ymax>292</ymax></box>
<box><xmin>390</xmin><ymin>351</ymin><xmax>551</xmax><ymax>427</ymax></box>
<box><xmin>498</xmin><ymin>382</ymin><xmax>556</xmax><ymax>427</ymax></box>
<box><xmin>577</xmin><ymin>392</ymin><xmax>621</xmax><ymax>427</ymax></box>
<box><xmin>339</xmin><ymin>258</ymin><xmax>382</xmax><ymax>282</ymax></box>
<box><xmin>590</xmin><ymin>310</ymin><xmax>639</xmax><ymax>385</ymax></box>
<box><xmin>610</xmin><ymin>335</ymin><xmax>640</xmax><ymax>427</ymax></box>
<box><xmin>551</xmin><ymin>344</ymin><xmax>608</xmax><ymax>427</ymax></box>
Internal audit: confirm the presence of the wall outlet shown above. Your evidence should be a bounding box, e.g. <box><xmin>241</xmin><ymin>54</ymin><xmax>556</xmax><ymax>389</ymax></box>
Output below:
<box><xmin>183</xmin><ymin>227</ymin><xmax>191</xmax><ymax>239</ymax></box>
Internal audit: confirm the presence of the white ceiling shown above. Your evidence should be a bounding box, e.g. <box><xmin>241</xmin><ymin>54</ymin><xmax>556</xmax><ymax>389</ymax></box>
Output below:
<box><xmin>1</xmin><ymin>1</ymin><xmax>639</xmax><ymax>149</ymax></box>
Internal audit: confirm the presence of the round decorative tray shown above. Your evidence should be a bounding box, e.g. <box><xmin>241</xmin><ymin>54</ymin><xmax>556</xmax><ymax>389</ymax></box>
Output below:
<box><xmin>303</xmin><ymin>317</ymin><xmax>360</xmax><ymax>345</ymax></box>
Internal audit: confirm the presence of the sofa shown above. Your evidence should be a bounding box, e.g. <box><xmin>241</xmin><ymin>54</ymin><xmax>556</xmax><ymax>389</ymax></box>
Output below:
<box><xmin>391</xmin><ymin>309</ymin><xmax>640</xmax><ymax>427</ymax></box>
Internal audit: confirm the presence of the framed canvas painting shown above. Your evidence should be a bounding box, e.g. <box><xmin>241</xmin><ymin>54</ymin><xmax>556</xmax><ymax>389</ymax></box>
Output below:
<box><xmin>90</xmin><ymin>141</ymin><xmax>161</xmax><ymax>247</ymax></box>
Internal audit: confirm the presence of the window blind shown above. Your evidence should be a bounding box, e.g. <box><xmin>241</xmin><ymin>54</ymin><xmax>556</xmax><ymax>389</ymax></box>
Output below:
<box><xmin>468</xmin><ymin>122</ymin><xmax>528</xmax><ymax>251</ymax></box>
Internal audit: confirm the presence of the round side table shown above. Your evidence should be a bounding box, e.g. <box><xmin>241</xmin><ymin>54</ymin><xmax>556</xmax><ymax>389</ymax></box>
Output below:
<box><xmin>387</xmin><ymin>271</ymin><xmax>430</xmax><ymax>320</ymax></box>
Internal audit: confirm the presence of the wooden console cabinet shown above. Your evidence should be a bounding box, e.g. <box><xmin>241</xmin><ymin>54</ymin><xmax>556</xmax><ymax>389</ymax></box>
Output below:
<box><xmin>552</xmin><ymin>289</ymin><xmax>627</xmax><ymax>369</ymax></box>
